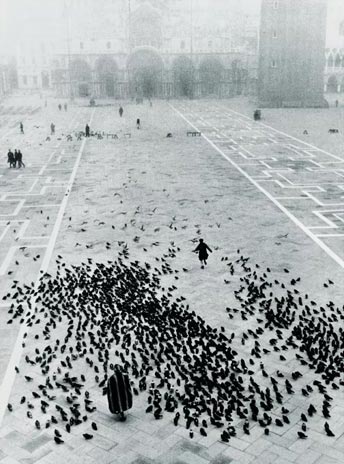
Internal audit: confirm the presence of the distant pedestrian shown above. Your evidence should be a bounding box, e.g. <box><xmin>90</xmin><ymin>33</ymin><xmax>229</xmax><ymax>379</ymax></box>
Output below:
<box><xmin>64</xmin><ymin>103</ymin><xmax>68</xmax><ymax>111</ymax></box>
<box><xmin>119</xmin><ymin>106</ymin><xmax>124</xmax><ymax>118</ymax></box>
<box><xmin>136</xmin><ymin>118</ymin><xmax>141</xmax><ymax>129</ymax></box>
<box><xmin>16</xmin><ymin>149</ymin><xmax>25</xmax><ymax>168</ymax></box>
<box><xmin>20</xmin><ymin>122</ymin><xmax>24</xmax><ymax>134</ymax></box>
<box><xmin>50</xmin><ymin>122</ymin><xmax>55</xmax><ymax>135</ymax></box>
<box><xmin>85</xmin><ymin>124</ymin><xmax>90</xmax><ymax>137</ymax></box>
<box><xmin>193</xmin><ymin>238</ymin><xmax>213</xmax><ymax>269</ymax></box>
<box><xmin>58</xmin><ymin>104</ymin><xmax>62</xmax><ymax>111</ymax></box>
<box><xmin>7</xmin><ymin>149</ymin><xmax>15</xmax><ymax>168</ymax></box>
<box><xmin>335</xmin><ymin>99</ymin><xmax>339</xmax><ymax>108</ymax></box>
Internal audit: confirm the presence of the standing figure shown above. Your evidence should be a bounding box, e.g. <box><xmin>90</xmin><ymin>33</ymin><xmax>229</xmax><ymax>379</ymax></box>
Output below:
<box><xmin>20</xmin><ymin>122</ymin><xmax>24</xmax><ymax>134</ymax></box>
<box><xmin>16</xmin><ymin>150</ymin><xmax>25</xmax><ymax>168</ymax></box>
<box><xmin>335</xmin><ymin>99</ymin><xmax>339</xmax><ymax>108</ymax></box>
<box><xmin>85</xmin><ymin>124</ymin><xmax>90</xmax><ymax>137</ymax></box>
<box><xmin>136</xmin><ymin>118</ymin><xmax>141</xmax><ymax>129</ymax></box>
<box><xmin>50</xmin><ymin>122</ymin><xmax>55</xmax><ymax>135</ymax></box>
<box><xmin>58</xmin><ymin>104</ymin><xmax>62</xmax><ymax>111</ymax></box>
<box><xmin>7</xmin><ymin>149</ymin><xmax>15</xmax><ymax>168</ymax></box>
<box><xmin>64</xmin><ymin>103</ymin><xmax>68</xmax><ymax>111</ymax></box>
<box><xmin>119</xmin><ymin>106</ymin><xmax>124</xmax><ymax>118</ymax></box>
<box><xmin>107</xmin><ymin>365</ymin><xmax>133</xmax><ymax>422</ymax></box>
<box><xmin>193</xmin><ymin>238</ymin><xmax>213</xmax><ymax>269</ymax></box>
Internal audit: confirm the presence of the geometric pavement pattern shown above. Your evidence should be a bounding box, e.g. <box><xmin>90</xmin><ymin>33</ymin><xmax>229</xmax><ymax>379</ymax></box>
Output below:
<box><xmin>0</xmin><ymin>101</ymin><xmax>344</xmax><ymax>464</ymax></box>
<box><xmin>173</xmin><ymin>101</ymin><xmax>344</xmax><ymax>271</ymax></box>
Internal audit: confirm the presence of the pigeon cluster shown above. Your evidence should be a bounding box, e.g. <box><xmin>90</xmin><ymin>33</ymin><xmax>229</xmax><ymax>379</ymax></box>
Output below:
<box><xmin>3</xmin><ymin>246</ymin><xmax>340</xmax><ymax>445</ymax></box>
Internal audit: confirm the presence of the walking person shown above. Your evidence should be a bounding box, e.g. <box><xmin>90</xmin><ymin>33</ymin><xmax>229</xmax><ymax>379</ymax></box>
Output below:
<box><xmin>119</xmin><ymin>106</ymin><xmax>124</xmax><ymax>118</ymax></box>
<box><xmin>7</xmin><ymin>149</ymin><xmax>15</xmax><ymax>168</ymax></box>
<box><xmin>193</xmin><ymin>238</ymin><xmax>213</xmax><ymax>269</ymax></box>
<box><xmin>64</xmin><ymin>103</ymin><xmax>68</xmax><ymax>111</ymax></box>
<box><xmin>85</xmin><ymin>123</ymin><xmax>90</xmax><ymax>137</ymax></box>
<box><xmin>50</xmin><ymin>122</ymin><xmax>55</xmax><ymax>135</ymax></box>
<box><xmin>58</xmin><ymin>104</ymin><xmax>62</xmax><ymax>111</ymax></box>
<box><xmin>136</xmin><ymin>118</ymin><xmax>141</xmax><ymax>129</ymax></box>
<box><xmin>16</xmin><ymin>149</ymin><xmax>25</xmax><ymax>168</ymax></box>
<box><xmin>19</xmin><ymin>122</ymin><xmax>24</xmax><ymax>134</ymax></box>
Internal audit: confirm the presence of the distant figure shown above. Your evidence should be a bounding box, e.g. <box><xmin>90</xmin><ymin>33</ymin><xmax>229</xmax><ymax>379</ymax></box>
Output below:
<box><xmin>136</xmin><ymin>118</ymin><xmax>141</xmax><ymax>129</ymax></box>
<box><xmin>7</xmin><ymin>149</ymin><xmax>15</xmax><ymax>168</ymax></box>
<box><xmin>20</xmin><ymin>122</ymin><xmax>24</xmax><ymax>134</ymax></box>
<box><xmin>253</xmin><ymin>109</ymin><xmax>261</xmax><ymax>121</ymax></box>
<box><xmin>335</xmin><ymin>99</ymin><xmax>339</xmax><ymax>108</ymax></box>
<box><xmin>58</xmin><ymin>104</ymin><xmax>62</xmax><ymax>111</ymax></box>
<box><xmin>50</xmin><ymin>122</ymin><xmax>55</xmax><ymax>135</ymax></box>
<box><xmin>119</xmin><ymin>106</ymin><xmax>124</xmax><ymax>118</ymax></box>
<box><xmin>303</xmin><ymin>130</ymin><xmax>308</xmax><ymax>135</ymax></box>
<box><xmin>193</xmin><ymin>238</ymin><xmax>213</xmax><ymax>269</ymax></box>
<box><xmin>85</xmin><ymin>124</ymin><xmax>90</xmax><ymax>137</ymax></box>
<box><xmin>64</xmin><ymin>103</ymin><xmax>68</xmax><ymax>111</ymax></box>
<box><xmin>149</xmin><ymin>99</ymin><xmax>153</xmax><ymax>107</ymax></box>
<box><xmin>15</xmin><ymin>150</ymin><xmax>25</xmax><ymax>168</ymax></box>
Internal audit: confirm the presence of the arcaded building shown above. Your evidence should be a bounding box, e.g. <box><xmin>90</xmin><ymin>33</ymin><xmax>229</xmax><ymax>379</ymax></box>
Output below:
<box><xmin>13</xmin><ymin>0</ymin><xmax>259</xmax><ymax>99</ymax></box>
<box><xmin>258</xmin><ymin>0</ymin><xmax>327</xmax><ymax>107</ymax></box>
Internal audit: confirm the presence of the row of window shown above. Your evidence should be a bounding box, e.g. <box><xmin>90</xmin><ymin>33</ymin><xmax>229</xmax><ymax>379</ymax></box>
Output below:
<box><xmin>80</xmin><ymin>41</ymin><xmax>112</xmax><ymax>50</ymax></box>
<box><xmin>78</xmin><ymin>39</ymin><xmax>227</xmax><ymax>51</ymax></box>
<box><xmin>22</xmin><ymin>75</ymin><xmax>38</xmax><ymax>85</ymax></box>
<box><xmin>326</xmin><ymin>55</ymin><xmax>344</xmax><ymax>68</ymax></box>
<box><xmin>21</xmin><ymin>56</ymin><xmax>48</xmax><ymax>65</ymax></box>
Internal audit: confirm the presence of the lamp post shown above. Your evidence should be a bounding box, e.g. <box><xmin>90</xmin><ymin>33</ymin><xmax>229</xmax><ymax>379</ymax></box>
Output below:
<box><xmin>127</xmin><ymin>0</ymin><xmax>131</xmax><ymax>99</ymax></box>
<box><xmin>190</xmin><ymin>0</ymin><xmax>194</xmax><ymax>98</ymax></box>
<box><xmin>64</xmin><ymin>0</ymin><xmax>73</xmax><ymax>101</ymax></box>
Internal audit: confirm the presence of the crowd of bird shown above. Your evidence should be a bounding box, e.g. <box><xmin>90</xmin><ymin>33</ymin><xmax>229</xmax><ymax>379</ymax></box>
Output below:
<box><xmin>3</xmin><ymin>242</ymin><xmax>343</xmax><ymax>447</ymax></box>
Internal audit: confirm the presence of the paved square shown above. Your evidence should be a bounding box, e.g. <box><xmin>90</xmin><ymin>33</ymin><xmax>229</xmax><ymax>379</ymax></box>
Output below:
<box><xmin>0</xmin><ymin>98</ymin><xmax>344</xmax><ymax>463</ymax></box>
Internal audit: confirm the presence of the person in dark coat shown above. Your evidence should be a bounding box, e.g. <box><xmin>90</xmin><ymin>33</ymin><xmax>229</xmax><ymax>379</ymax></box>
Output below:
<box><xmin>119</xmin><ymin>106</ymin><xmax>124</xmax><ymax>117</ymax></box>
<box><xmin>20</xmin><ymin>122</ymin><xmax>24</xmax><ymax>134</ymax></box>
<box><xmin>136</xmin><ymin>118</ymin><xmax>141</xmax><ymax>129</ymax></box>
<box><xmin>7</xmin><ymin>149</ymin><xmax>15</xmax><ymax>168</ymax></box>
<box><xmin>50</xmin><ymin>122</ymin><xmax>55</xmax><ymax>135</ymax></box>
<box><xmin>193</xmin><ymin>238</ymin><xmax>213</xmax><ymax>269</ymax></box>
<box><xmin>16</xmin><ymin>149</ymin><xmax>25</xmax><ymax>168</ymax></box>
<box><xmin>85</xmin><ymin>124</ymin><xmax>90</xmax><ymax>137</ymax></box>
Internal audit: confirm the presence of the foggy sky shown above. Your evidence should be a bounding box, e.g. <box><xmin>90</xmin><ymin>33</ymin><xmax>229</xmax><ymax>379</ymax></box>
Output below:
<box><xmin>1</xmin><ymin>0</ymin><xmax>343</xmax><ymax>55</ymax></box>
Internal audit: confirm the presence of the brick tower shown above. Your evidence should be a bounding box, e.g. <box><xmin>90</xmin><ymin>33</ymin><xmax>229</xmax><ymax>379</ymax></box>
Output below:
<box><xmin>258</xmin><ymin>0</ymin><xmax>328</xmax><ymax>107</ymax></box>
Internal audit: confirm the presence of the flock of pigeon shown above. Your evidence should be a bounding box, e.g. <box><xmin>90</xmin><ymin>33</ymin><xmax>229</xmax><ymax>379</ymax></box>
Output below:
<box><xmin>3</xmin><ymin>242</ymin><xmax>342</xmax><ymax>446</ymax></box>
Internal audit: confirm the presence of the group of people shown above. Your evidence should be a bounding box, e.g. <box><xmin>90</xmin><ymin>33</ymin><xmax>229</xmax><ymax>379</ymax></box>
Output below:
<box><xmin>58</xmin><ymin>103</ymin><xmax>68</xmax><ymax>111</ymax></box>
<box><xmin>7</xmin><ymin>149</ymin><xmax>25</xmax><ymax>168</ymax></box>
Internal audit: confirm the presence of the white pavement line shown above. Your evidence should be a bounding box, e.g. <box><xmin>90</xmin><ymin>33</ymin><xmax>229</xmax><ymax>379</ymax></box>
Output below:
<box><xmin>0</xmin><ymin>247</ymin><xmax>18</xmax><ymax>276</ymax></box>
<box><xmin>170</xmin><ymin>103</ymin><xmax>344</xmax><ymax>270</ymax></box>
<box><xmin>0</xmin><ymin>200</ymin><xmax>25</xmax><ymax>217</ymax></box>
<box><xmin>316</xmin><ymin>234</ymin><xmax>344</xmax><ymax>238</ymax></box>
<box><xmin>217</xmin><ymin>104</ymin><xmax>344</xmax><ymax>163</ymax></box>
<box><xmin>0</xmin><ymin>108</ymin><xmax>95</xmax><ymax>427</ymax></box>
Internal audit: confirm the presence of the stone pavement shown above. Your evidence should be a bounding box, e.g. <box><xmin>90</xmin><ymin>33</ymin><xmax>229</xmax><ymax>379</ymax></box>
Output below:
<box><xmin>0</xmin><ymin>99</ymin><xmax>344</xmax><ymax>463</ymax></box>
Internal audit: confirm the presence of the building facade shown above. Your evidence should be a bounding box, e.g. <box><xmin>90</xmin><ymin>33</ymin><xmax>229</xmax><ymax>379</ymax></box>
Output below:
<box><xmin>0</xmin><ymin>57</ymin><xmax>15</xmax><ymax>97</ymax></box>
<box><xmin>14</xmin><ymin>0</ymin><xmax>259</xmax><ymax>99</ymax></box>
<box><xmin>258</xmin><ymin>0</ymin><xmax>327</xmax><ymax>107</ymax></box>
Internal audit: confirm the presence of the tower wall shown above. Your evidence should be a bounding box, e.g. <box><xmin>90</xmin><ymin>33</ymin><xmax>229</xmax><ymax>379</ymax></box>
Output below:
<box><xmin>258</xmin><ymin>0</ymin><xmax>328</xmax><ymax>107</ymax></box>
